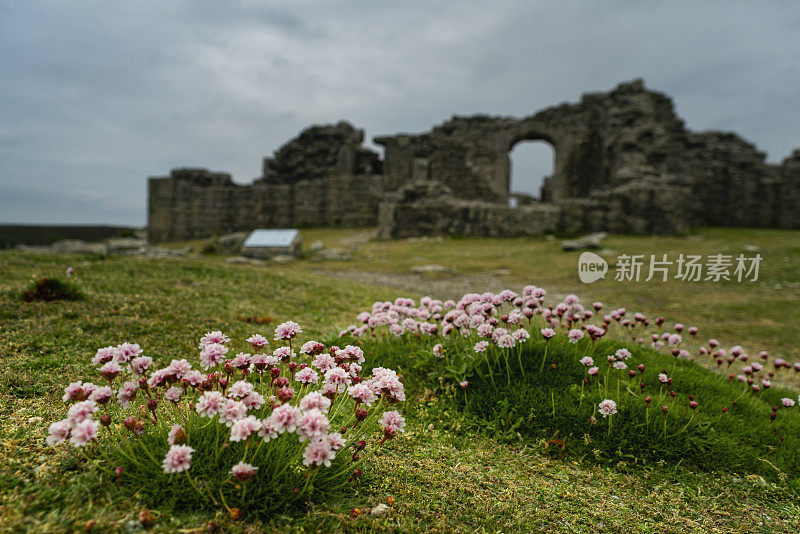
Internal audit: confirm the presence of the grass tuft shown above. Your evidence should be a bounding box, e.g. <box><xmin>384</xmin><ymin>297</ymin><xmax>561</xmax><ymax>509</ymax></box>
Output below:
<box><xmin>21</xmin><ymin>277</ymin><xmax>83</xmax><ymax>302</ymax></box>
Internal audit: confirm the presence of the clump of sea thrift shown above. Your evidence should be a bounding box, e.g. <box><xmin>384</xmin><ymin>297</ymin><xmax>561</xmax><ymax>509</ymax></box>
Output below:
<box><xmin>48</xmin><ymin>321</ymin><xmax>407</xmax><ymax>515</ymax></box>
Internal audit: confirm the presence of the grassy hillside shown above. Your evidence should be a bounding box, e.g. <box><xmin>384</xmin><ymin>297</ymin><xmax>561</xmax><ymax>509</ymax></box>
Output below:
<box><xmin>1</xmin><ymin>228</ymin><xmax>800</xmax><ymax>532</ymax></box>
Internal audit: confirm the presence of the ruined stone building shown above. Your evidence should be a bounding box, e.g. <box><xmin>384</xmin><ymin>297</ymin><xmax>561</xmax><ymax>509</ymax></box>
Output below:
<box><xmin>147</xmin><ymin>80</ymin><xmax>800</xmax><ymax>242</ymax></box>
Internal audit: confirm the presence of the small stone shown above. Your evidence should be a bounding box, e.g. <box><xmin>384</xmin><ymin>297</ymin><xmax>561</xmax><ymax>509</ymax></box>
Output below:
<box><xmin>410</xmin><ymin>264</ymin><xmax>453</xmax><ymax>274</ymax></box>
<box><xmin>561</xmin><ymin>232</ymin><xmax>607</xmax><ymax>251</ymax></box>
<box><xmin>27</xmin><ymin>416</ymin><xmax>43</xmax><ymax>424</ymax></box>
<box><xmin>313</xmin><ymin>248</ymin><xmax>353</xmax><ymax>261</ymax></box>
<box><xmin>225</xmin><ymin>256</ymin><xmax>265</xmax><ymax>266</ymax></box>
<box><xmin>309</xmin><ymin>240</ymin><xmax>325</xmax><ymax>252</ymax></box>
<box><xmin>743</xmin><ymin>244</ymin><xmax>760</xmax><ymax>252</ymax></box>
<box><xmin>370</xmin><ymin>503</ymin><xmax>390</xmax><ymax>517</ymax></box>
<box><xmin>271</xmin><ymin>255</ymin><xmax>297</xmax><ymax>264</ymax></box>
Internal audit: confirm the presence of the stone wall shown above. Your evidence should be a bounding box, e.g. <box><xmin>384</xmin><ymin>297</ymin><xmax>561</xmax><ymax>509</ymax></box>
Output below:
<box><xmin>374</xmin><ymin>79</ymin><xmax>800</xmax><ymax>238</ymax></box>
<box><xmin>148</xmin><ymin>122</ymin><xmax>384</xmax><ymax>243</ymax></box>
<box><xmin>148</xmin><ymin>80</ymin><xmax>800</xmax><ymax>243</ymax></box>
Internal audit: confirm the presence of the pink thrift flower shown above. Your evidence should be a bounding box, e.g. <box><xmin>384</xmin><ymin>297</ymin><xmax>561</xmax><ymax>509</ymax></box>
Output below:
<box><xmin>273</xmin><ymin>346</ymin><xmax>295</xmax><ymax>360</ymax></box>
<box><xmin>130</xmin><ymin>356</ymin><xmax>154</xmax><ymax>376</ymax></box>
<box><xmin>312</xmin><ymin>353</ymin><xmax>336</xmax><ymax>372</ymax></box>
<box><xmin>658</xmin><ymin>373</ymin><xmax>669</xmax><ymax>384</ymax></box>
<box><xmin>300</xmin><ymin>391</ymin><xmax>332</xmax><ymax>413</ymax></box>
<box><xmin>615</xmin><ymin>349</ymin><xmax>632</xmax><ymax>360</ymax></box>
<box><xmin>259</xmin><ymin>419</ymin><xmax>278</xmax><ymax>442</ymax></box>
<box><xmin>69</xmin><ymin>419</ymin><xmax>99</xmax><ymax>447</ymax></box>
<box><xmin>474</xmin><ymin>340</ymin><xmax>489</xmax><ymax>353</ymax></box>
<box><xmin>598</xmin><ymin>399</ymin><xmax>617</xmax><ymax>418</ymax></box>
<box><xmin>228</xmin><ymin>380</ymin><xmax>255</xmax><ymax>399</ymax></box>
<box><xmin>46</xmin><ymin>419</ymin><xmax>72</xmax><ymax>446</ymax></box>
<box><xmin>370</xmin><ymin>367</ymin><xmax>406</xmax><ymax>402</ymax></box>
<box><xmin>165</xmin><ymin>386</ymin><xmax>183</xmax><ymax>403</ymax></box>
<box><xmin>295</xmin><ymin>366</ymin><xmax>320</xmax><ymax>384</ymax></box>
<box><xmin>196</xmin><ymin>391</ymin><xmax>225</xmax><ymax>418</ymax></box>
<box><xmin>588</xmin><ymin>366</ymin><xmax>599</xmax><ymax>376</ymax></box>
<box><xmin>541</xmin><ymin>328</ymin><xmax>556</xmax><ymax>340</ymax></box>
<box><xmin>162</xmin><ymin>444</ymin><xmax>194</xmax><ymax>473</ymax></box>
<box><xmin>229</xmin><ymin>416</ymin><xmax>262</xmax><ymax>442</ymax></box>
<box><xmin>182</xmin><ymin>370</ymin><xmax>204</xmax><ymax>387</ymax></box>
<box><xmin>88</xmin><ymin>386</ymin><xmax>113</xmax><ymax>405</ymax></box>
<box><xmin>379</xmin><ymin>410</ymin><xmax>406</xmax><ymax>435</ymax></box>
<box><xmin>432</xmin><ymin>344</ymin><xmax>444</xmax><ymax>358</ymax></box>
<box><xmin>199</xmin><ymin>343</ymin><xmax>229</xmax><ymax>369</ymax></box>
<box><xmin>613</xmin><ymin>361</ymin><xmax>627</xmax><ymax>370</ymax></box>
<box><xmin>324</xmin><ymin>367</ymin><xmax>351</xmax><ymax>393</ymax></box>
<box><xmin>242</xmin><ymin>391</ymin><xmax>265</xmax><ymax>410</ymax></box>
<box><xmin>496</xmin><ymin>334</ymin><xmax>516</xmax><ymax>348</ymax></box>
<box><xmin>268</xmin><ymin>404</ymin><xmax>302</xmax><ymax>433</ymax></box>
<box><xmin>62</xmin><ymin>381</ymin><xmax>86</xmax><ymax>403</ymax></box>
<box><xmin>274</xmin><ymin>321</ymin><xmax>302</xmax><ymax>340</ymax></box>
<box><xmin>296</xmin><ymin>409</ymin><xmax>331</xmax><ymax>442</ymax></box>
<box><xmin>230</xmin><ymin>461</ymin><xmax>258</xmax><ymax>482</ymax></box>
<box><xmin>246</xmin><ymin>334</ymin><xmax>269</xmax><ymax>349</ymax></box>
<box><xmin>218</xmin><ymin>399</ymin><xmax>247</xmax><ymax>427</ymax></box>
<box><xmin>568</xmin><ymin>329</ymin><xmax>584</xmax><ymax>344</ymax></box>
<box><xmin>477</xmin><ymin>324</ymin><xmax>494</xmax><ymax>338</ymax></box>
<box><xmin>168</xmin><ymin>424</ymin><xmax>185</xmax><ymax>445</ymax></box>
<box><xmin>91</xmin><ymin>347</ymin><xmax>117</xmax><ymax>366</ymax></box>
<box><xmin>512</xmin><ymin>329</ymin><xmax>530</xmax><ymax>342</ymax></box>
<box><xmin>300</xmin><ymin>340</ymin><xmax>325</xmax><ymax>355</ymax></box>
<box><xmin>781</xmin><ymin>397</ymin><xmax>795</xmax><ymax>408</ymax></box>
<box><xmin>348</xmin><ymin>383</ymin><xmax>377</xmax><ymax>405</ymax></box>
<box><xmin>303</xmin><ymin>439</ymin><xmax>336</xmax><ymax>467</ymax></box>
<box><xmin>99</xmin><ymin>361</ymin><xmax>122</xmax><ymax>382</ymax></box>
<box><xmin>228</xmin><ymin>353</ymin><xmax>251</xmax><ymax>370</ymax></box>
<box><xmin>115</xmin><ymin>342</ymin><xmax>143</xmax><ymax>363</ymax></box>
<box><xmin>199</xmin><ymin>331</ymin><xmax>230</xmax><ymax>348</ymax></box>
<box><xmin>116</xmin><ymin>380</ymin><xmax>139</xmax><ymax>407</ymax></box>
<box><xmin>67</xmin><ymin>400</ymin><xmax>98</xmax><ymax>425</ymax></box>
<box><xmin>580</xmin><ymin>356</ymin><xmax>594</xmax><ymax>367</ymax></box>
<box><xmin>326</xmin><ymin>432</ymin><xmax>345</xmax><ymax>450</ymax></box>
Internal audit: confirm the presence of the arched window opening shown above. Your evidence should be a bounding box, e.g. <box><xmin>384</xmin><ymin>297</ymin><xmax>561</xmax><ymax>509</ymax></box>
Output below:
<box><xmin>509</xmin><ymin>140</ymin><xmax>554</xmax><ymax>207</ymax></box>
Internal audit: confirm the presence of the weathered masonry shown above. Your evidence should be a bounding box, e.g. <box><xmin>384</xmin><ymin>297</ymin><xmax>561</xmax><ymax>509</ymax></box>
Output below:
<box><xmin>148</xmin><ymin>79</ymin><xmax>800</xmax><ymax>242</ymax></box>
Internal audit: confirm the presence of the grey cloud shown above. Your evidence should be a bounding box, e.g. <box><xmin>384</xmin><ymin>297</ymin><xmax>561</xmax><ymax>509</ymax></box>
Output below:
<box><xmin>0</xmin><ymin>0</ymin><xmax>798</xmax><ymax>225</ymax></box>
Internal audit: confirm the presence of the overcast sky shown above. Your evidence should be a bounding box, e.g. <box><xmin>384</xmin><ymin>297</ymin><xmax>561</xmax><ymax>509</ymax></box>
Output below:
<box><xmin>1</xmin><ymin>1</ymin><xmax>798</xmax><ymax>226</ymax></box>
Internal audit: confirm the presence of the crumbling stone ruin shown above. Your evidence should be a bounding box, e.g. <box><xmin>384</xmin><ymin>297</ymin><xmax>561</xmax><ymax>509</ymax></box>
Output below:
<box><xmin>148</xmin><ymin>80</ymin><xmax>800</xmax><ymax>242</ymax></box>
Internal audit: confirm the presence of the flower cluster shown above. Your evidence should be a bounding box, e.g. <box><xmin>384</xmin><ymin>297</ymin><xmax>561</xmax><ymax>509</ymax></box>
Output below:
<box><xmin>48</xmin><ymin>322</ymin><xmax>407</xmax><ymax>505</ymax></box>
<box><xmin>342</xmin><ymin>285</ymin><xmax>799</xmax><ymax>434</ymax></box>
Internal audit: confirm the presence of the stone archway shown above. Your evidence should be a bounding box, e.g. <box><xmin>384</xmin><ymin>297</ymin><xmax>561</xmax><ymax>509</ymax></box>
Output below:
<box><xmin>507</xmin><ymin>139</ymin><xmax>555</xmax><ymax>206</ymax></box>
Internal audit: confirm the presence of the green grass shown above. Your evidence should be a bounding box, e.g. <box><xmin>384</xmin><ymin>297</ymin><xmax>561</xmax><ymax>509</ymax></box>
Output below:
<box><xmin>354</xmin><ymin>329</ymin><xmax>800</xmax><ymax>486</ymax></box>
<box><xmin>295</xmin><ymin>226</ymin><xmax>800</xmax><ymax>359</ymax></box>
<box><xmin>2</xmin><ymin>228</ymin><xmax>800</xmax><ymax>532</ymax></box>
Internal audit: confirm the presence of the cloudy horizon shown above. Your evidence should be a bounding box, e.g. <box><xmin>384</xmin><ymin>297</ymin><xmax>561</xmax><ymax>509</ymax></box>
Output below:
<box><xmin>1</xmin><ymin>1</ymin><xmax>798</xmax><ymax>227</ymax></box>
